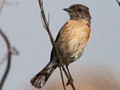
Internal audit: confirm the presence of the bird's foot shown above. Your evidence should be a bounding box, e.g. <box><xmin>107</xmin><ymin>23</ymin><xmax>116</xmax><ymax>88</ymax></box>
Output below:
<box><xmin>66</xmin><ymin>78</ymin><xmax>73</xmax><ymax>86</ymax></box>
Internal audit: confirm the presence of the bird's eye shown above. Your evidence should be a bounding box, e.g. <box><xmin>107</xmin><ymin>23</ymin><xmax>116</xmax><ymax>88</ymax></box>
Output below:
<box><xmin>78</xmin><ymin>8</ymin><xmax>82</xmax><ymax>12</ymax></box>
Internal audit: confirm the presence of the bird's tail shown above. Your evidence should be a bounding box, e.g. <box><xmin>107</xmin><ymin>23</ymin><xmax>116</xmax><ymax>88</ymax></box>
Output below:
<box><xmin>30</xmin><ymin>62</ymin><xmax>57</xmax><ymax>88</ymax></box>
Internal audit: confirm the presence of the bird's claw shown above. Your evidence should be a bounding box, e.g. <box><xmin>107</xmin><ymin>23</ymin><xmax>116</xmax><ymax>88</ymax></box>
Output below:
<box><xmin>66</xmin><ymin>78</ymin><xmax>73</xmax><ymax>86</ymax></box>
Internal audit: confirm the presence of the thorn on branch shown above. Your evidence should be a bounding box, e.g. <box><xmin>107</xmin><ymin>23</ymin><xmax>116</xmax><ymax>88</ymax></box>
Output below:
<box><xmin>10</xmin><ymin>47</ymin><xmax>20</xmax><ymax>56</ymax></box>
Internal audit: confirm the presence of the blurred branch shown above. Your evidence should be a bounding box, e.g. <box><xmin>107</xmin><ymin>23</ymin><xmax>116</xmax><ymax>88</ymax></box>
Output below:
<box><xmin>116</xmin><ymin>0</ymin><xmax>120</xmax><ymax>6</ymax></box>
<box><xmin>59</xmin><ymin>66</ymin><xmax>66</xmax><ymax>90</ymax></box>
<box><xmin>0</xmin><ymin>29</ymin><xmax>12</xmax><ymax>90</ymax></box>
<box><xmin>0</xmin><ymin>0</ymin><xmax>6</xmax><ymax>14</ymax></box>
<box><xmin>5</xmin><ymin>1</ymin><xmax>19</xmax><ymax>5</ymax></box>
<box><xmin>10</xmin><ymin>47</ymin><xmax>19</xmax><ymax>56</ymax></box>
<box><xmin>0</xmin><ymin>0</ymin><xmax>19</xmax><ymax>14</ymax></box>
<box><xmin>38</xmin><ymin>0</ymin><xmax>76</xmax><ymax>90</ymax></box>
<box><xmin>0</xmin><ymin>54</ymin><xmax>7</xmax><ymax>65</ymax></box>
<box><xmin>0</xmin><ymin>47</ymin><xmax>19</xmax><ymax>65</ymax></box>
<box><xmin>0</xmin><ymin>1</ymin><xmax>19</xmax><ymax>89</ymax></box>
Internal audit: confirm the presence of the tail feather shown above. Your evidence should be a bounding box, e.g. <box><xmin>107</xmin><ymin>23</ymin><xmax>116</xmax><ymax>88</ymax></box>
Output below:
<box><xmin>30</xmin><ymin>62</ymin><xmax>57</xmax><ymax>88</ymax></box>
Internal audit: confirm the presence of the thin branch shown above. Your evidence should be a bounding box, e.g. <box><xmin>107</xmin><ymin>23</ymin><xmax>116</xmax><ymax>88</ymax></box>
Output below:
<box><xmin>38</xmin><ymin>0</ymin><xmax>68</xmax><ymax>80</ymax></box>
<box><xmin>0</xmin><ymin>0</ymin><xmax>6</xmax><ymax>14</ymax></box>
<box><xmin>38</xmin><ymin>0</ymin><xmax>76</xmax><ymax>90</ymax></box>
<box><xmin>0</xmin><ymin>29</ymin><xmax>12</xmax><ymax>90</ymax></box>
<box><xmin>59</xmin><ymin>66</ymin><xmax>66</xmax><ymax>90</ymax></box>
<box><xmin>116</xmin><ymin>0</ymin><xmax>120</xmax><ymax>6</ymax></box>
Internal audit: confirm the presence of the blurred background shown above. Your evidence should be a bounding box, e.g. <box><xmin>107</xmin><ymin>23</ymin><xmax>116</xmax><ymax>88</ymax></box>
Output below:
<box><xmin>0</xmin><ymin>0</ymin><xmax>120</xmax><ymax>90</ymax></box>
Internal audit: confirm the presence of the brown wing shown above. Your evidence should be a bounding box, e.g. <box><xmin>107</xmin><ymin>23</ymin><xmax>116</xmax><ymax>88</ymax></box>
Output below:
<box><xmin>50</xmin><ymin>20</ymin><xmax>91</xmax><ymax>63</ymax></box>
<box><xmin>50</xmin><ymin>22</ymin><xmax>67</xmax><ymax>61</ymax></box>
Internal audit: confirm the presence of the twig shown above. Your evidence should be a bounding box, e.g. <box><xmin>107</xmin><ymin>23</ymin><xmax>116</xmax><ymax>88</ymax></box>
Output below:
<box><xmin>10</xmin><ymin>47</ymin><xmax>19</xmax><ymax>56</ymax></box>
<box><xmin>116</xmin><ymin>0</ymin><xmax>120</xmax><ymax>6</ymax></box>
<box><xmin>59</xmin><ymin>66</ymin><xmax>66</xmax><ymax>90</ymax></box>
<box><xmin>38</xmin><ymin>0</ymin><xmax>68</xmax><ymax>79</ymax></box>
<box><xmin>0</xmin><ymin>0</ymin><xmax>6</xmax><ymax>14</ymax></box>
<box><xmin>0</xmin><ymin>29</ymin><xmax>12</xmax><ymax>90</ymax></box>
<box><xmin>38</xmin><ymin>0</ymin><xmax>76</xmax><ymax>90</ymax></box>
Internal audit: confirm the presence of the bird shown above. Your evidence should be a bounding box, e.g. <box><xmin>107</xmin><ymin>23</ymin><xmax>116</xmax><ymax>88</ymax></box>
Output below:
<box><xmin>30</xmin><ymin>4</ymin><xmax>91</xmax><ymax>88</ymax></box>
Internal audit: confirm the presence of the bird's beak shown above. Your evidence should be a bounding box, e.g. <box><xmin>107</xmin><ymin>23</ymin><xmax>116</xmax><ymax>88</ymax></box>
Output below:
<box><xmin>63</xmin><ymin>8</ymin><xmax>71</xmax><ymax>12</ymax></box>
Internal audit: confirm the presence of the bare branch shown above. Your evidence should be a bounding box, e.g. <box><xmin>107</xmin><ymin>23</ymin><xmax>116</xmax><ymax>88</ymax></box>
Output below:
<box><xmin>59</xmin><ymin>66</ymin><xmax>66</xmax><ymax>90</ymax></box>
<box><xmin>116</xmin><ymin>0</ymin><xmax>120</xmax><ymax>6</ymax></box>
<box><xmin>0</xmin><ymin>0</ymin><xmax>6</xmax><ymax>14</ymax></box>
<box><xmin>5</xmin><ymin>1</ymin><xmax>19</xmax><ymax>5</ymax></box>
<box><xmin>0</xmin><ymin>29</ymin><xmax>12</xmax><ymax>90</ymax></box>
<box><xmin>38</xmin><ymin>0</ymin><xmax>76</xmax><ymax>89</ymax></box>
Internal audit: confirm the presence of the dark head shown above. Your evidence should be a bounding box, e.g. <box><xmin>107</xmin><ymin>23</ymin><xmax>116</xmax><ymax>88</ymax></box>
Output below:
<box><xmin>63</xmin><ymin>4</ymin><xmax>91</xmax><ymax>23</ymax></box>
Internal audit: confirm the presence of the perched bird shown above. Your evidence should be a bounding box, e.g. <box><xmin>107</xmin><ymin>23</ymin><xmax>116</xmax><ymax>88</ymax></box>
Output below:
<box><xmin>31</xmin><ymin>4</ymin><xmax>91</xmax><ymax>88</ymax></box>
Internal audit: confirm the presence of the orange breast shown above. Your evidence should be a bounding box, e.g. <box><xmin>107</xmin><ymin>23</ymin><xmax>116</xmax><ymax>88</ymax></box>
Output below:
<box><xmin>57</xmin><ymin>20</ymin><xmax>91</xmax><ymax>60</ymax></box>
